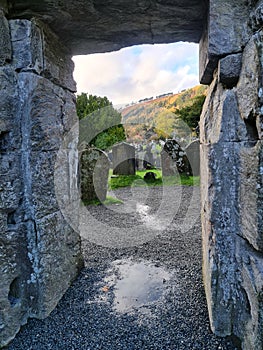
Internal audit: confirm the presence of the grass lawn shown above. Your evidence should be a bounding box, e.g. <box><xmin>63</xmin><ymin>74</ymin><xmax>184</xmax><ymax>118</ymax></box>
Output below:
<box><xmin>109</xmin><ymin>169</ymin><xmax>200</xmax><ymax>190</ymax></box>
<box><xmin>81</xmin><ymin>196</ymin><xmax>123</xmax><ymax>206</ymax></box>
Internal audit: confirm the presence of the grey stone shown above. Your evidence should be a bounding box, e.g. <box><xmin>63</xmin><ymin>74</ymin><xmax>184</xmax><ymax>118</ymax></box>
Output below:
<box><xmin>161</xmin><ymin>139</ymin><xmax>192</xmax><ymax>176</ymax></box>
<box><xmin>237</xmin><ymin>239</ymin><xmax>263</xmax><ymax>350</ymax></box>
<box><xmin>17</xmin><ymin>72</ymin><xmax>77</xmax><ymax>152</ymax></box>
<box><xmin>200</xmin><ymin>141</ymin><xmax>241</xmax><ymax>337</ymax></box>
<box><xmin>6</xmin><ymin>1</ymin><xmax>207</xmax><ymax>55</ymax></box>
<box><xmin>0</xmin><ymin>10</ymin><xmax>11</xmax><ymax>65</ymax></box>
<box><xmin>200</xmin><ymin>80</ymin><xmax>249</xmax><ymax>144</ymax></box>
<box><xmin>80</xmin><ymin>146</ymin><xmax>110</xmax><ymax>203</ymax></box>
<box><xmin>0</xmin><ymin>67</ymin><xmax>21</xmax><ymax>151</ymax></box>
<box><xmin>136</xmin><ymin>151</ymin><xmax>145</xmax><ymax>171</ymax></box>
<box><xmin>0</xmin><ymin>218</ymin><xmax>34</xmax><ymax>348</ymax></box>
<box><xmin>236</xmin><ymin>35</ymin><xmax>260</xmax><ymax>123</ymax></box>
<box><xmin>40</xmin><ymin>20</ymin><xmax>76</xmax><ymax>92</ymax></box>
<box><xmin>1</xmin><ymin>1</ymin><xmax>263</xmax><ymax>349</ymax></box>
<box><xmin>250</xmin><ymin>0</ymin><xmax>263</xmax><ymax>30</ymax></box>
<box><xmin>239</xmin><ymin>141</ymin><xmax>263</xmax><ymax>252</ymax></box>
<box><xmin>35</xmin><ymin>211</ymin><xmax>83</xmax><ymax>316</ymax></box>
<box><xmin>200</xmin><ymin>51</ymin><xmax>263</xmax><ymax>347</ymax></box>
<box><xmin>218</xmin><ymin>53</ymin><xmax>242</xmax><ymax>88</ymax></box>
<box><xmin>9</xmin><ymin>19</ymin><xmax>76</xmax><ymax>91</ymax></box>
<box><xmin>9</xmin><ymin>20</ymin><xmax>43</xmax><ymax>74</ymax></box>
<box><xmin>185</xmin><ymin>140</ymin><xmax>200</xmax><ymax>176</ymax></box>
<box><xmin>112</xmin><ymin>142</ymin><xmax>136</xmax><ymax>176</ymax></box>
<box><xmin>200</xmin><ymin>0</ymin><xmax>251</xmax><ymax>84</ymax></box>
<box><xmin>0</xmin><ymin>18</ymin><xmax>83</xmax><ymax>348</ymax></box>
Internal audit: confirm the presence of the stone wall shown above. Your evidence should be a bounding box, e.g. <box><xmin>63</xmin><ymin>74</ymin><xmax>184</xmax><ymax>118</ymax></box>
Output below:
<box><xmin>0</xmin><ymin>12</ymin><xmax>83</xmax><ymax>347</ymax></box>
<box><xmin>200</xmin><ymin>1</ymin><xmax>263</xmax><ymax>348</ymax></box>
<box><xmin>1</xmin><ymin>0</ymin><xmax>263</xmax><ymax>349</ymax></box>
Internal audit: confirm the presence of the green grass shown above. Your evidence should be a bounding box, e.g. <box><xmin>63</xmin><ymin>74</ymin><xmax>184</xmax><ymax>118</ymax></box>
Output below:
<box><xmin>82</xmin><ymin>195</ymin><xmax>123</xmax><ymax>206</ymax></box>
<box><xmin>109</xmin><ymin>169</ymin><xmax>200</xmax><ymax>190</ymax></box>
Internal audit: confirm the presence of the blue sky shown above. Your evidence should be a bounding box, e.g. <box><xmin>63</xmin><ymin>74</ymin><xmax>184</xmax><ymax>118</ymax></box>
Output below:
<box><xmin>73</xmin><ymin>42</ymin><xmax>199</xmax><ymax>106</ymax></box>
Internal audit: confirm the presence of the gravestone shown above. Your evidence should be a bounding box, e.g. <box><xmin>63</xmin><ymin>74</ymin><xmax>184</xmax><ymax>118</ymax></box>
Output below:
<box><xmin>135</xmin><ymin>153</ymin><xmax>145</xmax><ymax>171</ymax></box>
<box><xmin>79</xmin><ymin>146</ymin><xmax>110</xmax><ymax>203</ymax></box>
<box><xmin>144</xmin><ymin>145</ymin><xmax>154</xmax><ymax>168</ymax></box>
<box><xmin>112</xmin><ymin>142</ymin><xmax>135</xmax><ymax>175</ymax></box>
<box><xmin>161</xmin><ymin>139</ymin><xmax>192</xmax><ymax>176</ymax></box>
<box><xmin>185</xmin><ymin>140</ymin><xmax>200</xmax><ymax>176</ymax></box>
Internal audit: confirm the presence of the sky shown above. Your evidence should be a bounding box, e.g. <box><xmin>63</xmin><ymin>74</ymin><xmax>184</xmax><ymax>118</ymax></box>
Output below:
<box><xmin>73</xmin><ymin>42</ymin><xmax>199</xmax><ymax>107</ymax></box>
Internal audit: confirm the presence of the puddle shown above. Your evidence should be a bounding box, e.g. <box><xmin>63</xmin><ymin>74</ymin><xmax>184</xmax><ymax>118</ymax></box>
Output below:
<box><xmin>101</xmin><ymin>259</ymin><xmax>171</xmax><ymax>313</ymax></box>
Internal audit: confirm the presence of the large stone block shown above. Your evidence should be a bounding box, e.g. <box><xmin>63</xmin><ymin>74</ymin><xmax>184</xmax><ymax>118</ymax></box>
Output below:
<box><xmin>200</xmin><ymin>79</ymin><xmax>249</xmax><ymax>145</ymax></box>
<box><xmin>201</xmin><ymin>141</ymin><xmax>241</xmax><ymax>336</ymax></box>
<box><xmin>40</xmin><ymin>20</ymin><xmax>76</xmax><ymax>92</ymax></box>
<box><xmin>35</xmin><ymin>211</ymin><xmax>83</xmax><ymax>317</ymax></box>
<box><xmin>0</xmin><ymin>214</ymin><xmax>35</xmax><ymax>348</ymax></box>
<box><xmin>0</xmin><ymin>16</ymin><xmax>82</xmax><ymax>347</ymax></box>
<box><xmin>200</xmin><ymin>51</ymin><xmax>263</xmax><ymax>348</ymax></box>
<box><xmin>236</xmin><ymin>35</ymin><xmax>260</xmax><ymax>124</ymax></box>
<box><xmin>239</xmin><ymin>141</ymin><xmax>263</xmax><ymax>252</ymax></box>
<box><xmin>6</xmin><ymin>1</ymin><xmax>207</xmax><ymax>54</ymax></box>
<box><xmin>9</xmin><ymin>19</ymin><xmax>43</xmax><ymax>74</ymax></box>
<box><xmin>200</xmin><ymin>0</ymin><xmax>251</xmax><ymax>84</ymax></box>
<box><xmin>218</xmin><ymin>53</ymin><xmax>242</xmax><ymax>88</ymax></box>
<box><xmin>17</xmin><ymin>72</ymin><xmax>78</xmax><ymax>152</ymax></box>
<box><xmin>9</xmin><ymin>19</ymin><xmax>76</xmax><ymax>91</ymax></box>
<box><xmin>236</xmin><ymin>238</ymin><xmax>263</xmax><ymax>350</ymax></box>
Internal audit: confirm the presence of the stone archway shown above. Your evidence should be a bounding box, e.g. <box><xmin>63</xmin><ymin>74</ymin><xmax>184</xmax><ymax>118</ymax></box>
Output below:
<box><xmin>0</xmin><ymin>1</ymin><xmax>263</xmax><ymax>348</ymax></box>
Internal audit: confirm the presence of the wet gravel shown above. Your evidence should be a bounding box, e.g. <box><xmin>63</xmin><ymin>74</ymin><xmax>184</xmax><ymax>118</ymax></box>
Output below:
<box><xmin>6</xmin><ymin>186</ymin><xmax>240</xmax><ymax>350</ymax></box>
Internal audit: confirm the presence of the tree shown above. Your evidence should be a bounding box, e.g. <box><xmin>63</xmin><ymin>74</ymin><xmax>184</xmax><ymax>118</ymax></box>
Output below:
<box><xmin>76</xmin><ymin>93</ymin><xmax>126</xmax><ymax>150</ymax></box>
<box><xmin>76</xmin><ymin>93</ymin><xmax>112</xmax><ymax>120</ymax></box>
<box><xmin>174</xmin><ymin>94</ymin><xmax>206</xmax><ymax>130</ymax></box>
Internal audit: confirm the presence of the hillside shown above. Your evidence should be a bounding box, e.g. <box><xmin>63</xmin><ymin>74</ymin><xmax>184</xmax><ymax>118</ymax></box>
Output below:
<box><xmin>121</xmin><ymin>85</ymin><xmax>208</xmax><ymax>143</ymax></box>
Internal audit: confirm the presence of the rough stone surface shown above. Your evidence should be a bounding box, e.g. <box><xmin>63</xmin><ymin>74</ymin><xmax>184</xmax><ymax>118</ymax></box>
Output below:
<box><xmin>0</xmin><ymin>9</ymin><xmax>11</xmax><ymax>65</ymax></box>
<box><xmin>218</xmin><ymin>53</ymin><xmax>242</xmax><ymax>88</ymax></box>
<box><xmin>1</xmin><ymin>1</ymin><xmax>263</xmax><ymax>349</ymax></box>
<box><xmin>200</xmin><ymin>80</ymin><xmax>249</xmax><ymax>145</ymax></box>
<box><xmin>239</xmin><ymin>142</ymin><xmax>263</xmax><ymax>252</ymax></box>
<box><xmin>9</xmin><ymin>19</ymin><xmax>76</xmax><ymax>92</ymax></box>
<box><xmin>112</xmin><ymin>142</ymin><xmax>136</xmax><ymax>176</ymax></box>
<box><xmin>161</xmin><ymin>139</ymin><xmax>192</xmax><ymax>176</ymax></box>
<box><xmin>200</xmin><ymin>0</ymin><xmax>251</xmax><ymax>84</ymax></box>
<box><xmin>79</xmin><ymin>146</ymin><xmax>110</xmax><ymax>203</ymax></box>
<box><xmin>6</xmin><ymin>0</ymin><xmax>207</xmax><ymax>55</ymax></box>
<box><xmin>200</xmin><ymin>19</ymin><xmax>263</xmax><ymax>346</ymax></box>
<box><xmin>0</xmin><ymin>18</ymin><xmax>83</xmax><ymax>348</ymax></box>
<box><xmin>185</xmin><ymin>140</ymin><xmax>200</xmax><ymax>176</ymax></box>
<box><xmin>236</xmin><ymin>35</ymin><xmax>260</xmax><ymax>124</ymax></box>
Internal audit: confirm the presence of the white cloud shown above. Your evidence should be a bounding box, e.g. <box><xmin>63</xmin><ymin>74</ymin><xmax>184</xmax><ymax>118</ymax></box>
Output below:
<box><xmin>73</xmin><ymin>42</ymin><xmax>199</xmax><ymax>106</ymax></box>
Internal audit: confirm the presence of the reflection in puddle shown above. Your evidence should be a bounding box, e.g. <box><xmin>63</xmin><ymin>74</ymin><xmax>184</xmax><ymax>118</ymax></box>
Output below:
<box><xmin>102</xmin><ymin>259</ymin><xmax>171</xmax><ymax>313</ymax></box>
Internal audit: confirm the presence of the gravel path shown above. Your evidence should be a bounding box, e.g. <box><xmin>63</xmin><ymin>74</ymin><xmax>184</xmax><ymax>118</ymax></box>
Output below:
<box><xmin>6</xmin><ymin>186</ymin><xmax>239</xmax><ymax>350</ymax></box>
